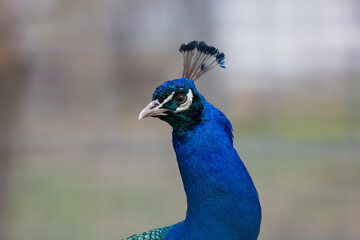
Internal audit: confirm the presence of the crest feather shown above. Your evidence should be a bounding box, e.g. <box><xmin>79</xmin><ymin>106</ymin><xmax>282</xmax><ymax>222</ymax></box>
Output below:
<box><xmin>179</xmin><ymin>40</ymin><xmax>226</xmax><ymax>81</ymax></box>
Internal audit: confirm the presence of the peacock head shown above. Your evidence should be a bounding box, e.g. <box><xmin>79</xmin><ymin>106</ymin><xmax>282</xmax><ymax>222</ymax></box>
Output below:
<box><xmin>138</xmin><ymin>78</ymin><xmax>205</xmax><ymax>128</ymax></box>
<box><xmin>138</xmin><ymin>41</ymin><xmax>225</xmax><ymax>129</ymax></box>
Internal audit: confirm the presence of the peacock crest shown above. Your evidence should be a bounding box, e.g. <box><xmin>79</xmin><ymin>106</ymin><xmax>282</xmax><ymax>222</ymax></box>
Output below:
<box><xmin>179</xmin><ymin>40</ymin><xmax>225</xmax><ymax>81</ymax></box>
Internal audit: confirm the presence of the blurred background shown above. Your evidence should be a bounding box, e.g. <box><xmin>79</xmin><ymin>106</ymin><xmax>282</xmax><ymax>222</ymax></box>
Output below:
<box><xmin>0</xmin><ymin>0</ymin><xmax>359</xmax><ymax>239</ymax></box>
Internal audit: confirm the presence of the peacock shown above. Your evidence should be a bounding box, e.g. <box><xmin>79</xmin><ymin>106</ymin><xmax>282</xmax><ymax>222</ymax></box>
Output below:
<box><xmin>124</xmin><ymin>41</ymin><xmax>261</xmax><ymax>240</ymax></box>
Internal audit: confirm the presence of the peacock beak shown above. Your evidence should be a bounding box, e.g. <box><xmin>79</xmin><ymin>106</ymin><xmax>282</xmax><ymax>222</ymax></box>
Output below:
<box><xmin>138</xmin><ymin>100</ymin><xmax>168</xmax><ymax>120</ymax></box>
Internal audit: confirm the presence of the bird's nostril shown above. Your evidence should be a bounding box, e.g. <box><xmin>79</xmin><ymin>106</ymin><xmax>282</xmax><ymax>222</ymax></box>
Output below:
<box><xmin>148</xmin><ymin>101</ymin><xmax>160</xmax><ymax>110</ymax></box>
<box><xmin>150</xmin><ymin>102</ymin><xmax>159</xmax><ymax>109</ymax></box>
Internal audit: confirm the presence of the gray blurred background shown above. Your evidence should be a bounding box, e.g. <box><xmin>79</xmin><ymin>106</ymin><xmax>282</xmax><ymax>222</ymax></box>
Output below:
<box><xmin>0</xmin><ymin>0</ymin><xmax>359</xmax><ymax>240</ymax></box>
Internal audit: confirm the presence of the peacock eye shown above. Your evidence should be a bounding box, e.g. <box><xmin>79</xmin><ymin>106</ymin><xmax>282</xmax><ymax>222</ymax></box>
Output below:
<box><xmin>173</xmin><ymin>93</ymin><xmax>187</xmax><ymax>104</ymax></box>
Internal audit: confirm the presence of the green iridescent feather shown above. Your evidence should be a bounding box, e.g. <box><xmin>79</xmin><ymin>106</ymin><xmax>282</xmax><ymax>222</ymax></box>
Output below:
<box><xmin>123</xmin><ymin>226</ymin><xmax>171</xmax><ymax>240</ymax></box>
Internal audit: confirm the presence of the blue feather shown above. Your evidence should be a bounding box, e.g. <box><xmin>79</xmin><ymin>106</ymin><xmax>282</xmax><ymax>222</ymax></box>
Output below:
<box><xmin>207</xmin><ymin>46</ymin><xmax>218</xmax><ymax>56</ymax></box>
<box><xmin>179</xmin><ymin>40</ymin><xmax>199</xmax><ymax>52</ymax></box>
<box><xmin>196</xmin><ymin>41</ymin><xmax>208</xmax><ymax>53</ymax></box>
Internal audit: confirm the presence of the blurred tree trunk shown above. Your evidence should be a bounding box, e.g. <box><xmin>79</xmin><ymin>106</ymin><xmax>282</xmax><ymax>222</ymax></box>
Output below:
<box><xmin>0</xmin><ymin>1</ymin><xmax>26</xmax><ymax>240</ymax></box>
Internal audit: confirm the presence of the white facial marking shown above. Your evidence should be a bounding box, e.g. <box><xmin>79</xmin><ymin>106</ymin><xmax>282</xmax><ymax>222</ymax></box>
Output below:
<box><xmin>175</xmin><ymin>89</ymin><xmax>194</xmax><ymax>113</ymax></box>
<box><xmin>139</xmin><ymin>89</ymin><xmax>194</xmax><ymax>120</ymax></box>
<box><xmin>146</xmin><ymin>91</ymin><xmax>175</xmax><ymax>115</ymax></box>
<box><xmin>160</xmin><ymin>91</ymin><xmax>175</xmax><ymax>106</ymax></box>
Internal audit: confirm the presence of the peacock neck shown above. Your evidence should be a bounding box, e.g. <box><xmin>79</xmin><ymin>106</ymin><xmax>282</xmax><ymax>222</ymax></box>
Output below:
<box><xmin>170</xmin><ymin>104</ymin><xmax>261</xmax><ymax>239</ymax></box>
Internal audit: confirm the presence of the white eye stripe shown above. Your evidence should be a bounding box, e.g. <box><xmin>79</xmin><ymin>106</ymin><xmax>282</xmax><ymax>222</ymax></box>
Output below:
<box><xmin>157</xmin><ymin>91</ymin><xmax>175</xmax><ymax>109</ymax></box>
<box><xmin>175</xmin><ymin>89</ymin><xmax>193</xmax><ymax>113</ymax></box>
<box><xmin>157</xmin><ymin>89</ymin><xmax>194</xmax><ymax>113</ymax></box>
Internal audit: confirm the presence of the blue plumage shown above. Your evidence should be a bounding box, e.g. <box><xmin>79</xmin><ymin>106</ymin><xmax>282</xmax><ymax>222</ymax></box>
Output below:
<box><xmin>126</xmin><ymin>41</ymin><xmax>261</xmax><ymax>240</ymax></box>
<box><xmin>179</xmin><ymin>40</ymin><xmax>199</xmax><ymax>52</ymax></box>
